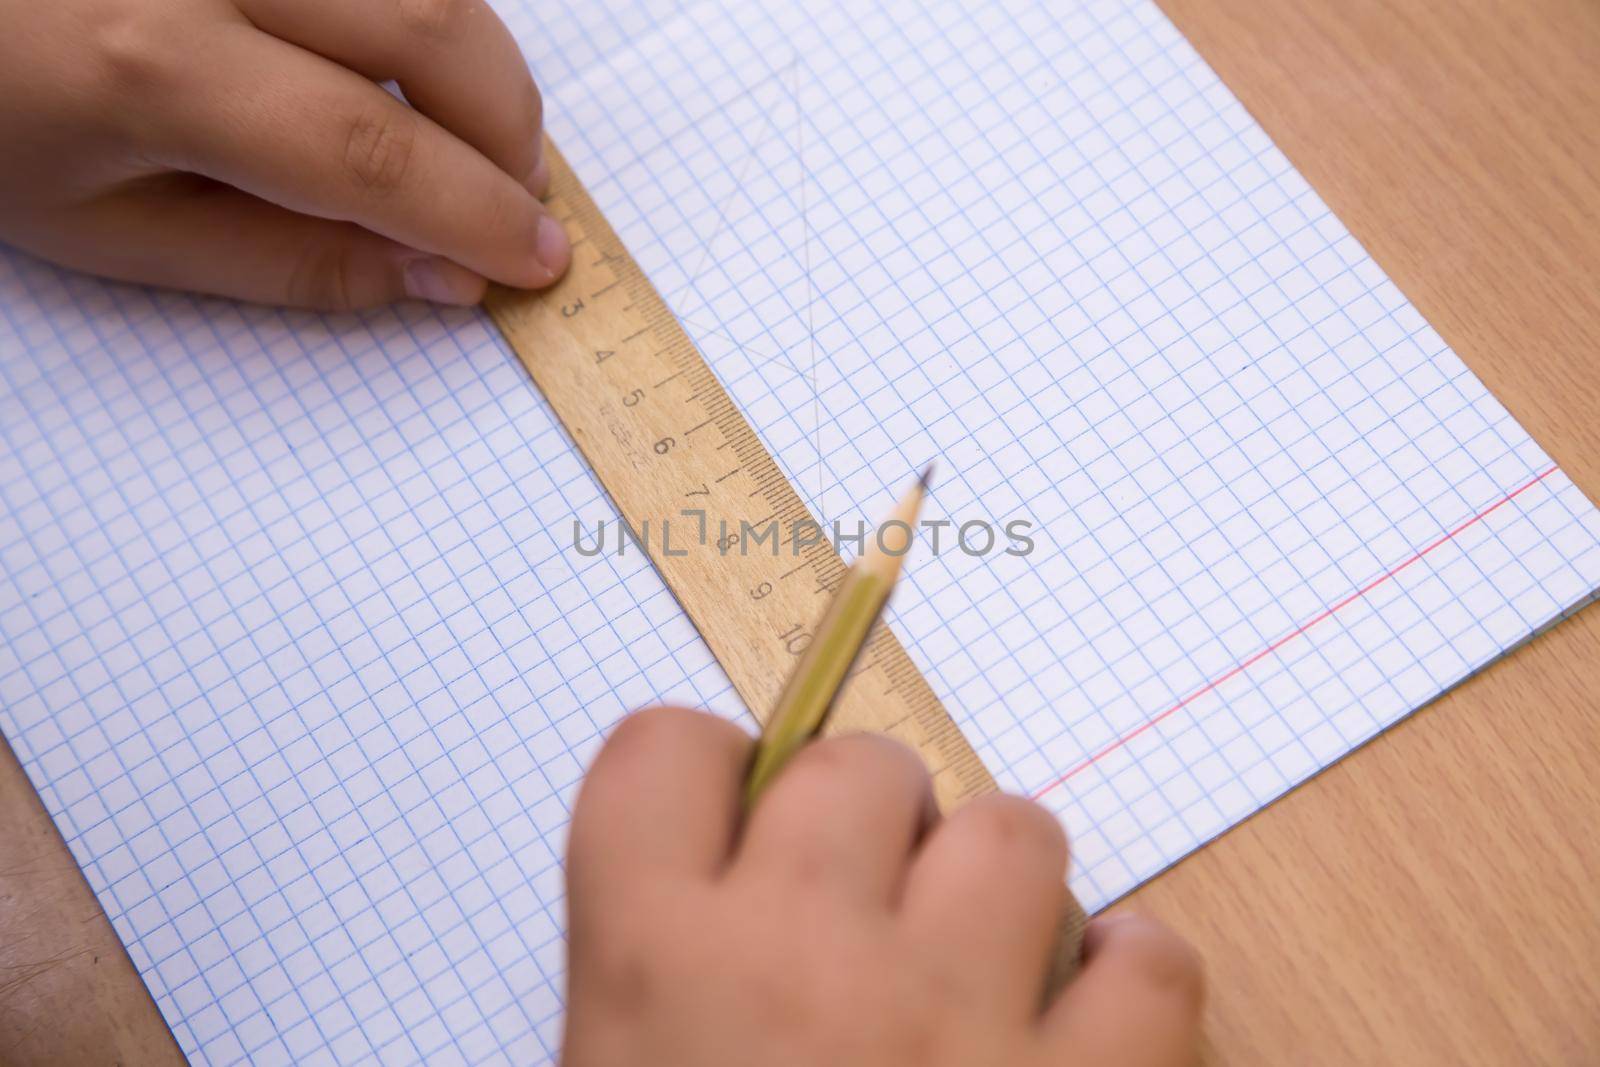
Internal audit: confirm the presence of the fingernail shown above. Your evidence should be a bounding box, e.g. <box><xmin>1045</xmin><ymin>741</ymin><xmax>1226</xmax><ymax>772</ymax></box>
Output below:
<box><xmin>534</xmin><ymin>214</ymin><xmax>571</xmax><ymax>280</ymax></box>
<box><xmin>403</xmin><ymin>256</ymin><xmax>482</xmax><ymax>305</ymax></box>
<box><xmin>527</xmin><ymin>153</ymin><xmax>551</xmax><ymax>198</ymax></box>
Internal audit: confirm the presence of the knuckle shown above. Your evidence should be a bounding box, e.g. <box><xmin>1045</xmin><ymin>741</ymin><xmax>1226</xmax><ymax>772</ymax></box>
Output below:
<box><xmin>803</xmin><ymin>733</ymin><xmax>928</xmax><ymax>792</ymax></box>
<box><xmin>599</xmin><ymin>706</ymin><xmax>718</xmax><ymax>768</ymax></box>
<box><xmin>482</xmin><ymin>183</ymin><xmax>538</xmax><ymax>248</ymax></box>
<box><xmin>509</xmin><ymin>84</ymin><xmax>544</xmax><ymax>182</ymax></box>
<box><xmin>287</xmin><ymin>240</ymin><xmax>361</xmax><ymax>312</ymax></box>
<box><xmin>1136</xmin><ymin>922</ymin><xmax>1206</xmax><ymax>1009</ymax></box>
<box><xmin>1100</xmin><ymin>914</ymin><xmax>1206</xmax><ymax>1011</ymax></box>
<box><xmin>515</xmin><ymin>80</ymin><xmax>545</xmax><ymax>167</ymax></box>
<box><xmin>607</xmin><ymin>704</ymin><xmax>700</xmax><ymax>744</ymax></box>
<box><xmin>528</xmin><ymin>81</ymin><xmax>544</xmax><ymax>136</ymax></box>
<box><xmin>92</xmin><ymin>8</ymin><xmax>180</xmax><ymax>96</ymax></box>
<box><xmin>396</xmin><ymin>0</ymin><xmax>472</xmax><ymax>42</ymax></box>
<box><xmin>965</xmin><ymin>794</ymin><xmax>1067</xmax><ymax>865</ymax></box>
<box><xmin>343</xmin><ymin>109</ymin><xmax>418</xmax><ymax>196</ymax></box>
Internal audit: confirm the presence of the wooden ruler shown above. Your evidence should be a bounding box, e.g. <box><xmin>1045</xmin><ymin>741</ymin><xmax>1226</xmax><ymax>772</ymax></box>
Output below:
<box><xmin>485</xmin><ymin>145</ymin><xmax>1084</xmax><ymax>969</ymax></box>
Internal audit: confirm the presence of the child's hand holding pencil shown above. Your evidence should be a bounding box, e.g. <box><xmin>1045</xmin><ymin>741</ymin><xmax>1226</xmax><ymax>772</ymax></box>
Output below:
<box><xmin>562</xmin><ymin>474</ymin><xmax>1203</xmax><ymax>1066</ymax></box>
<box><xmin>562</xmin><ymin>705</ymin><xmax>1203</xmax><ymax>1067</ymax></box>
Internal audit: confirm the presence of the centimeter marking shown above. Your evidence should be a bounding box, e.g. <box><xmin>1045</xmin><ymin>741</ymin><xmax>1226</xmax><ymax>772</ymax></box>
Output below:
<box><xmin>485</xmin><ymin>145</ymin><xmax>992</xmax><ymax>810</ymax></box>
<box><xmin>485</xmin><ymin>145</ymin><xmax>1083</xmax><ymax>972</ymax></box>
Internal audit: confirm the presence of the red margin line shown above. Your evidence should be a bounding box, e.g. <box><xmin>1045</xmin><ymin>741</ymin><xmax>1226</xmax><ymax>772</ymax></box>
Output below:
<box><xmin>1029</xmin><ymin>463</ymin><xmax>1560</xmax><ymax>800</ymax></box>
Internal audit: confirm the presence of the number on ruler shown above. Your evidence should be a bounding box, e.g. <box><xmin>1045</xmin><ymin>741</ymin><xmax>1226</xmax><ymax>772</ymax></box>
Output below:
<box><xmin>778</xmin><ymin>624</ymin><xmax>812</xmax><ymax>656</ymax></box>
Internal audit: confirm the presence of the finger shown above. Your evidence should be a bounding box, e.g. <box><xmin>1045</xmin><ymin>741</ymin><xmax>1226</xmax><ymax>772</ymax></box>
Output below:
<box><xmin>152</xmin><ymin>22</ymin><xmax>567</xmax><ymax>289</ymax></box>
<box><xmin>900</xmin><ymin>794</ymin><xmax>1068</xmax><ymax>1017</ymax></box>
<box><xmin>567</xmin><ymin>707</ymin><xmax>752</xmax><ymax>902</ymax></box>
<box><xmin>732</xmin><ymin>733</ymin><xmax>936</xmax><ymax>907</ymax></box>
<box><xmin>1039</xmin><ymin>912</ymin><xmax>1204</xmax><ymax>1067</ymax></box>
<box><xmin>34</xmin><ymin>178</ymin><xmax>483</xmax><ymax>310</ymax></box>
<box><xmin>233</xmin><ymin>0</ymin><xmax>548</xmax><ymax>194</ymax></box>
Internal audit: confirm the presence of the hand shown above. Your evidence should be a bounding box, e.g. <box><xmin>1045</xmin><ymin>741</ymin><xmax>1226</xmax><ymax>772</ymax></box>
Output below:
<box><xmin>0</xmin><ymin>0</ymin><xmax>568</xmax><ymax>310</ymax></box>
<box><xmin>563</xmin><ymin>707</ymin><xmax>1204</xmax><ymax>1067</ymax></box>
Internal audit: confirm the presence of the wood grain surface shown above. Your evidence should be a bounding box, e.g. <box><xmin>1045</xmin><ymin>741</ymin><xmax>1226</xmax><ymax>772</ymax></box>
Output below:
<box><xmin>3</xmin><ymin>0</ymin><xmax>1598</xmax><ymax>1062</ymax></box>
<box><xmin>1131</xmin><ymin>0</ymin><xmax>1600</xmax><ymax>1063</ymax></box>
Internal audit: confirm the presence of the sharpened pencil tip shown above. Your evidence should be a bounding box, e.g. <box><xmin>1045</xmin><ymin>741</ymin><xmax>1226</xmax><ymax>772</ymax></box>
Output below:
<box><xmin>918</xmin><ymin>462</ymin><xmax>935</xmax><ymax>491</ymax></box>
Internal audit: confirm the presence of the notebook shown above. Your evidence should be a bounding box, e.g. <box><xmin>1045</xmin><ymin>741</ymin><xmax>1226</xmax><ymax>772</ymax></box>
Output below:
<box><xmin>3</xmin><ymin>0</ymin><xmax>1598</xmax><ymax>1062</ymax></box>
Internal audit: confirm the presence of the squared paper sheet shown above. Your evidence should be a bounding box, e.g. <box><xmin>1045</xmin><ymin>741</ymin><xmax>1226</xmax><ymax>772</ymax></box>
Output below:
<box><xmin>4</xmin><ymin>0</ymin><xmax>1600</xmax><ymax>1062</ymax></box>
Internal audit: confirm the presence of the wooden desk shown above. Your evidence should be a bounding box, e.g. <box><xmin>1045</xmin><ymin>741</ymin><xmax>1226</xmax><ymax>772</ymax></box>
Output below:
<box><xmin>3</xmin><ymin>0</ymin><xmax>1597</xmax><ymax>1062</ymax></box>
<box><xmin>1135</xmin><ymin>0</ymin><xmax>1600</xmax><ymax>1061</ymax></box>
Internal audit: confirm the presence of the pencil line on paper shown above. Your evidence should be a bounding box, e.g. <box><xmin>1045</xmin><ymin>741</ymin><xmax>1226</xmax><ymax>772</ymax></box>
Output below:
<box><xmin>795</xmin><ymin>59</ymin><xmax>824</xmax><ymax>519</ymax></box>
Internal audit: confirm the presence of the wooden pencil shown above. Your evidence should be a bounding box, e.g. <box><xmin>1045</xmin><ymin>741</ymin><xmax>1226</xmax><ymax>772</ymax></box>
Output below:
<box><xmin>743</xmin><ymin>465</ymin><xmax>932</xmax><ymax>805</ymax></box>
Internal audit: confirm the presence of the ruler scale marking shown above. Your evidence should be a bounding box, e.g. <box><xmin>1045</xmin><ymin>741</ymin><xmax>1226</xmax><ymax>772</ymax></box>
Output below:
<box><xmin>485</xmin><ymin>145</ymin><xmax>1084</xmax><ymax>971</ymax></box>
